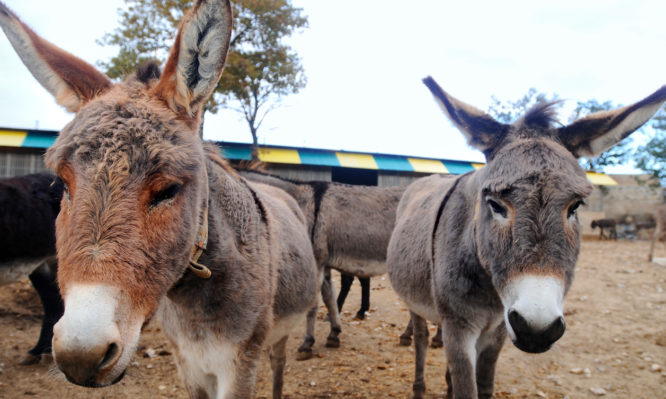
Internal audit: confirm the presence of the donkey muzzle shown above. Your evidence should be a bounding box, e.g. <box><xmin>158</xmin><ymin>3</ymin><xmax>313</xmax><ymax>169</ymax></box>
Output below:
<box><xmin>508</xmin><ymin>309</ymin><xmax>565</xmax><ymax>353</ymax></box>
<box><xmin>501</xmin><ymin>275</ymin><xmax>566</xmax><ymax>353</ymax></box>
<box><xmin>52</xmin><ymin>284</ymin><xmax>128</xmax><ymax>387</ymax></box>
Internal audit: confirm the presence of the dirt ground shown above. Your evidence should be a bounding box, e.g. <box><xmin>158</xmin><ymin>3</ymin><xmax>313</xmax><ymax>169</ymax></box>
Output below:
<box><xmin>0</xmin><ymin>239</ymin><xmax>664</xmax><ymax>399</ymax></box>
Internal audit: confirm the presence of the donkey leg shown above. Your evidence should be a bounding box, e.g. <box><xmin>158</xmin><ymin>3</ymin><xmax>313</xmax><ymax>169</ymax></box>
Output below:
<box><xmin>296</xmin><ymin>305</ymin><xmax>317</xmax><ymax>360</ymax></box>
<box><xmin>475</xmin><ymin>324</ymin><xmax>507</xmax><ymax>399</ymax></box>
<box><xmin>22</xmin><ymin>260</ymin><xmax>63</xmax><ymax>365</ymax></box>
<box><xmin>411</xmin><ymin>312</ymin><xmax>429</xmax><ymax>399</ymax></box>
<box><xmin>322</xmin><ymin>270</ymin><xmax>342</xmax><ymax>348</ymax></box>
<box><xmin>399</xmin><ymin>317</ymin><xmax>414</xmax><ymax>346</ymax></box>
<box><xmin>648</xmin><ymin>229</ymin><xmax>657</xmax><ymax>261</ymax></box>
<box><xmin>355</xmin><ymin>277</ymin><xmax>370</xmax><ymax>320</ymax></box>
<box><xmin>441</xmin><ymin>320</ymin><xmax>479</xmax><ymax>399</ymax></box>
<box><xmin>270</xmin><ymin>336</ymin><xmax>289</xmax><ymax>399</ymax></box>
<box><xmin>336</xmin><ymin>272</ymin><xmax>354</xmax><ymax>311</ymax></box>
<box><xmin>430</xmin><ymin>323</ymin><xmax>443</xmax><ymax>348</ymax></box>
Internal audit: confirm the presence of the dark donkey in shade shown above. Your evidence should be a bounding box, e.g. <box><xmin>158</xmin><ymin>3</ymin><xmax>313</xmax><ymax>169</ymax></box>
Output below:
<box><xmin>387</xmin><ymin>76</ymin><xmax>666</xmax><ymax>399</ymax></box>
<box><xmin>1</xmin><ymin>1</ymin><xmax>320</xmax><ymax>397</ymax></box>
<box><xmin>0</xmin><ymin>173</ymin><xmax>64</xmax><ymax>365</ymax></box>
<box><xmin>238</xmin><ymin>169</ymin><xmax>407</xmax><ymax>359</ymax></box>
<box><xmin>590</xmin><ymin>218</ymin><xmax>617</xmax><ymax>240</ymax></box>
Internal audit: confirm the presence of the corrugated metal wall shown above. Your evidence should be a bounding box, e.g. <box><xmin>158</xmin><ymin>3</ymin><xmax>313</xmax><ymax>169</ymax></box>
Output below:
<box><xmin>0</xmin><ymin>150</ymin><xmax>49</xmax><ymax>177</ymax></box>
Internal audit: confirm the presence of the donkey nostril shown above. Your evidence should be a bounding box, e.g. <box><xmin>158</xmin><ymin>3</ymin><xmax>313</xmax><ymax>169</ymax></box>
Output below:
<box><xmin>508</xmin><ymin>309</ymin><xmax>529</xmax><ymax>335</ymax></box>
<box><xmin>98</xmin><ymin>342</ymin><xmax>121</xmax><ymax>371</ymax></box>
<box><xmin>544</xmin><ymin>316</ymin><xmax>566</xmax><ymax>342</ymax></box>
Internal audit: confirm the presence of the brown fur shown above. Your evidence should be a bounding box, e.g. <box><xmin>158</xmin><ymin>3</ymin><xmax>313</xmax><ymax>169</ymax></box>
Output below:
<box><xmin>1</xmin><ymin>1</ymin><xmax>319</xmax><ymax>397</ymax></box>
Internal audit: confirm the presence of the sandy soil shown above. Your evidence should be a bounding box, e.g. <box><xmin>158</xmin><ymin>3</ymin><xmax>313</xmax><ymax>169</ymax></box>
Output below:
<box><xmin>0</xmin><ymin>239</ymin><xmax>664</xmax><ymax>399</ymax></box>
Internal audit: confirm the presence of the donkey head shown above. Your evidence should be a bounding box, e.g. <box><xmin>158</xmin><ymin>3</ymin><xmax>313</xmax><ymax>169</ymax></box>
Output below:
<box><xmin>0</xmin><ymin>0</ymin><xmax>232</xmax><ymax>387</ymax></box>
<box><xmin>424</xmin><ymin>77</ymin><xmax>666</xmax><ymax>353</ymax></box>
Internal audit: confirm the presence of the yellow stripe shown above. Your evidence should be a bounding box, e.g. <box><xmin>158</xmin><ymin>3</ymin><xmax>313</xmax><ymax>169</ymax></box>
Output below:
<box><xmin>257</xmin><ymin>148</ymin><xmax>301</xmax><ymax>164</ymax></box>
<box><xmin>408</xmin><ymin>158</ymin><xmax>448</xmax><ymax>174</ymax></box>
<box><xmin>335</xmin><ymin>152</ymin><xmax>378</xmax><ymax>169</ymax></box>
<box><xmin>0</xmin><ymin>130</ymin><xmax>27</xmax><ymax>147</ymax></box>
<box><xmin>471</xmin><ymin>163</ymin><xmax>485</xmax><ymax>170</ymax></box>
<box><xmin>586</xmin><ymin>172</ymin><xmax>617</xmax><ymax>186</ymax></box>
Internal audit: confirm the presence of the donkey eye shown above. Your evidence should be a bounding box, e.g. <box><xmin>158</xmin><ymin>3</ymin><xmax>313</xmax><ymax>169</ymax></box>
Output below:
<box><xmin>150</xmin><ymin>184</ymin><xmax>182</xmax><ymax>208</ymax></box>
<box><xmin>486</xmin><ymin>198</ymin><xmax>508</xmax><ymax>218</ymax></box>
<box><xmin>567</xmin><ymin>200</ymin><xmax>585</xmax><ymax>219</ymax></box>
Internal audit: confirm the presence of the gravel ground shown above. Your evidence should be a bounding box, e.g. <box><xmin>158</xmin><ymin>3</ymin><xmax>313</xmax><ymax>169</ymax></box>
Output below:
<box><xmin>0</xmin><ymin>239</ymin><xmax>664</xmax><ymax>398</ymax></box>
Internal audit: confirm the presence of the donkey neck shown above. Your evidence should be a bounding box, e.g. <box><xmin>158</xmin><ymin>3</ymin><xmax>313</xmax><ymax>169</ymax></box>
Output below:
<box><xmin>165</xmin><ymin>156</ymin><xmax>271</xmax><ymax>323</ymax></box>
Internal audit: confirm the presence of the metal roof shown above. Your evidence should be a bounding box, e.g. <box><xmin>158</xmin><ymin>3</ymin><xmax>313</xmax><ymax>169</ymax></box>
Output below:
<box><xmin>0</xmin><ymin>127</ymin><xmax>617</xmax><ymax>185</ymax></box>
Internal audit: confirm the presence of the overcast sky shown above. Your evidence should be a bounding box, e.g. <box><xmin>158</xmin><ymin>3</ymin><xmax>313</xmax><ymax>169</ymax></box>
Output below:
<box><xmin>1</xmin><ymin>0</ymin><xmax>664</xmax><ymax>167</ymax></box>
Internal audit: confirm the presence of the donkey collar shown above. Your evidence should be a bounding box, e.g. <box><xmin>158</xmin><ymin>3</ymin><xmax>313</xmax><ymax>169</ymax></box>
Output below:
<box><xmin>188</xmin><ymin>165</ymin><xmax>212</xmax><ymax>279</ymax></box>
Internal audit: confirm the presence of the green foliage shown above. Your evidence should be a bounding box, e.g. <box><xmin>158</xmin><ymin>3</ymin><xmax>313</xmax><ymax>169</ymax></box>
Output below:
<box><xmin>634</xmin><ymin>108</ymin><xmax>666</xmax><ymax>187</ymax></box>
<box><xmin>98</xmin><ymin>0</ymin><xmax>308</xmax><ymax>155</ymax></box>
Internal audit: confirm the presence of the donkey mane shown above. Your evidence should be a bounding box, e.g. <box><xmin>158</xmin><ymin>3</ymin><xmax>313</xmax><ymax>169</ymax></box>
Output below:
<box><xmin>135</xmin><ymin>60</ymin><xmax>162</xmax><ymax>84</ymax></box>
<box><xmin>518</xmin><ymin>101</ymin><xmax>563</xmax><ymax>129</ymax></box>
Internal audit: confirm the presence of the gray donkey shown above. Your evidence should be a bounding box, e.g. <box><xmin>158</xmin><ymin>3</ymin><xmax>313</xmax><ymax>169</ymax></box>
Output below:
<box><xmin>238</xmin><ymin>169</ymin><xmax>404</xmax><ymax>359</ymax></box>
<box><xmin>0</xmin><ymin>1</ymin><xmax>320</xmax><ymax>398</ymax></box>
<box><xmin>387</xmin><ymin>76</ymin><xmax>666</xmax><ymax>399</ymax></box>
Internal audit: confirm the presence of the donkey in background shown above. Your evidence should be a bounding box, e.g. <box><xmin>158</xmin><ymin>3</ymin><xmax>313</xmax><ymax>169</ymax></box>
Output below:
<box><xmin>388</xmin><ymin>76</ymin><xmax>666</xmax><ymax>399</ymax></box>
<box><xmin>648</xmin><ymin>203</ymin><xmax>666</xmax><ymax>262</ymax></box>
<box><xmin>0</xmin><ymin>173</ymin><xmax>64</xmax><ymax>365</ymax></box>
<box><xmin>591</xmin><ymin>218</ymin><xmax>617</xmax><ymax>240</ymax></box>
<box><xmin>1</xmin><ymin>1</ymin><xmax>320</xmax><ymax>397</ymax></box>
<box><xmin>238</xmin><ymin>169</ymin><xmax>406</xmax><ymax>359</ymax></box>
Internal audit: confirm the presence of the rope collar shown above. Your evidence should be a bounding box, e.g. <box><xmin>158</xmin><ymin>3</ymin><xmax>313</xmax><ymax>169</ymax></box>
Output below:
<box><xmin>188</xmin><ymin>165</ymin><xmax>212</xmax><ymax>279</ymax></box>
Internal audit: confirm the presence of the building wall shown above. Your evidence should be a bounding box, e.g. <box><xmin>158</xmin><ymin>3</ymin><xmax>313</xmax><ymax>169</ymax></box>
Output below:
<box><xmin>263</xmin><ymin>163</ymin><xmax>332</xmax><ymax>182</ymax></box>
<box><xmin>0</xmin><ymin>148</ymin><xmax>49</xmax><ymax>177</ymax></box>
<box><xmin>377</xmin><ymin>171</ymin><xmax>429</xmax><ymax>187</ymax></box>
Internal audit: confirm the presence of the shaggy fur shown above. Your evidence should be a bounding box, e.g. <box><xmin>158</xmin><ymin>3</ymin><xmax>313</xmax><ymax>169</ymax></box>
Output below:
<box><xmin>648</xmin><ymin>204</ymin><xmax>666</xmax><ymax>262</ymax></box>
<box><xmin>238</xmin><ymin>169</ymin><xmax>405</xmax><ymax>357</ymax></box>
<box><xmin>0</xmin><ymin>173</ymin><xmax>64</xmax><ymax>364</ymax></box>
<box><xmin>388</xmin><ymin>77</ymin><xmax>666</xmax><ymax>399</ymax></box>
<box><xmin>1</xmin><ymin>1</ymin><xmax>319</xmax><ymax>397</ymax></box>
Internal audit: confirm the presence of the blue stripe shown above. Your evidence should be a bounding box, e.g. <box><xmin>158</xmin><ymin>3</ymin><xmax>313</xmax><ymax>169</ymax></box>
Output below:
<box><xmin>373</xmin><ymin>155</ymin><xmax>414</xmax><ymax>172</ymax></box>
<box><xmin>298</xmin><ymin>149</ymin><xmax>340</xmax><ymax>167</ymax></box>
<box><xmin>442</xmin><ymin>161</ymin><xmax>475</xmax><ymax>174</ymax></box>
<box><xmin>22</xmin><ymin>131</ymin><xmax>57</xmax><ymax>148</ymax></box>
<box><xmin>220</xmin><ymin>146</ymin><xmax>252</xmax><ymax>161</ymax></box>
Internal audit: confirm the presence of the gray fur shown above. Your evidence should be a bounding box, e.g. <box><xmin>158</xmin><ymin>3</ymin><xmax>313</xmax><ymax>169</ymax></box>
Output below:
<box><xmin>388</xmin><ymin>77</ymin><xmax>666</xmax><ymax>398</ymax></box>
<box><xmin>239</xmin><ymin>170</ymin><xmax>404</xmax><ymax>357</ymax></box>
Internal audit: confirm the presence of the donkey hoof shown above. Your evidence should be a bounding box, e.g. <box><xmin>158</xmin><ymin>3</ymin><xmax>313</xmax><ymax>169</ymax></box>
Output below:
<box><xmin>399</xmin><ymin>336</ymin><xmax>412</xmax><ymax>346</ymax></box>
<box><xmin>19</xmin><ymin>353</ymin><xmax>41</xmax><ymax>366</ymax></box>
<box><xmin>325</xmin><ymin>336</ymin><xmax>340</xmax><ymax>348</ymax></box>
<box><xmin>354</xmin><ymin>312</ymin><xmax>366</xmax><ymax>320</ymax></box>
<box><xmin>430</xmin><ymin>339</ymin><xmax>443</xmax><ymax>349</ymax></box>
<box><xmin>412</xmin><ymin>383</ymin><xmax>426</xmax><ymax>399</ymax></box>
<box><xmin>296</xmin><ymin>349</ymin><xmax>313</xmax><ymax>361</ymax></box>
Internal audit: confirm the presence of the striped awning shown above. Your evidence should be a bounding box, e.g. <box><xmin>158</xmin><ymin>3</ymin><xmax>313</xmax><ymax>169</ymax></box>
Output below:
<box><xmin>0</xmin><ymin>128</ymin><xmax>618</xmax><ymax>185</ymax></box>
<box><xmin>219</xmin><ymin>143</ymin><xmax>479</xmax><ymax>175</ymax></box>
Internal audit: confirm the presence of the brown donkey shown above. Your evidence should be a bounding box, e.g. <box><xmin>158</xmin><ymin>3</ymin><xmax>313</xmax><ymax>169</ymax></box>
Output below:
<box><xmin>648</xmin><ymin>203</ymin><xmax>666</xmax><ymax>262</ymax></box>
<box><xmin>387</xmin><ymin>77</ymin><xmax>666</xmax><ymax>399</ymax></box>
<box><xmin>237</xmin><ymin>169</ymin><xmax>405</xmax><ymax>359</ymax></box>
<box><xmin>0</xmin><ymin>1</ymin><xmax>320</xmax><ymax>398</ymax></box>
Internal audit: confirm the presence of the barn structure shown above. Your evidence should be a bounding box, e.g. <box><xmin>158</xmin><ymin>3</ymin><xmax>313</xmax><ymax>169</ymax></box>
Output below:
<box><xmin>0</xmin><ymin>126</ymin><xmax>618</xmax><ymax>186</ymax></box>
<box><xmin>2</xmin><ymin>126</ymin><xmax>663</xmax><ymax>237</ymax></box>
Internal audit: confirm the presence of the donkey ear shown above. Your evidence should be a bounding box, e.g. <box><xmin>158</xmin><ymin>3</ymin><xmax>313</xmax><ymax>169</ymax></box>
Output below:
<box><xmin>559</xmin><ymin>86</ymin><xmax>666</xmax><ymax>157</ymax></box>
<box><xmin>153</xmin><ymin>0</ymin><xmax>232</xmax><ymax>123</ymax></box>
<box><xmin>0</xmin><ymin>3</ymin><xmax>111</xmax><ymax>112</ymax></box>
<box><xmin>423</xmin><ymin>76</ymin><xmax>509</xmax><ymax>155</ymax></box>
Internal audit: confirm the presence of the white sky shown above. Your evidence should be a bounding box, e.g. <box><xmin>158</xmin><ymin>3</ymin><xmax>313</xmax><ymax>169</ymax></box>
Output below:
<box><xmin>1</xmin><ymin>0</ymin><xmax>664</xmax><ymax>167</ymax></box>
